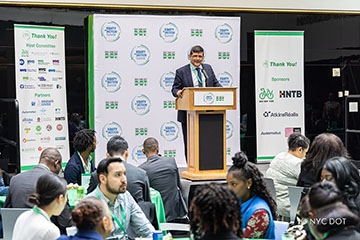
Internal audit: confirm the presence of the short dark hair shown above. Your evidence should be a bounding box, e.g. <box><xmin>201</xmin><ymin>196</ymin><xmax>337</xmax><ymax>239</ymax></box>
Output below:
<box><xmin>143</xmin><ymin>137</ymin><xmax>158</xmax><ymax>154</ymax></box>
<box><xmin>96</xmin><ymin>157</ymin><xmax>123</xmax><ymax>177</ymax></box>
<box><xmin>73</xmin><ymin>129</ymin><xmax>96</xmax><ymax>152</ymax></box>
<box><xmin>107</xmin><ymin>135</ymin><xmax>128</xmax><ymax>157</ymax></box>
<box><xmin>287</xmin><ymin>133</ymin><xmax>310</xmax><ymax>151</ymax></box>
<box><xmin>189</xmin><ymin>45</ymin><xmax>204</xmax><ymax>55</ymax></box>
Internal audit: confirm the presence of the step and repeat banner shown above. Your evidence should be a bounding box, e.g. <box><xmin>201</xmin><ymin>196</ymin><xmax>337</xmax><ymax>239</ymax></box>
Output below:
<box><xmin>254</xmin><ymin>31</ymin><xmax>305</xmax><ymax>162</ymax></box>
<box><xmin>14</xmin><ymin>24</ymin><xmax>69</xmax><ymax>170</ymax></box>
<box><xmin>255</xmin><ymin>31</ymin><xmax>305</xmax><ymax>162</ymax></box>
<box><xmin>88</xmin><ymin>14</ymin><xmax>240</xmax><ymax>167</ymax></box>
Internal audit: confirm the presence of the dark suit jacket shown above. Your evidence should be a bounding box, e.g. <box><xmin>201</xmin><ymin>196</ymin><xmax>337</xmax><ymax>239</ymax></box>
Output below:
<box><xmin>64</xmin><ymin>152</ymin><xmax>96</xmax><ymax>185</ymax></box>
<box><xmin>171</xmin><ymin>63</ymin><xmax>222</xmax><ymax>123</ymax></box>
<box><xmin>139</xmin><ymin>154</ymin><xmax>188</xmax><ymax>222</ymax></box>
<box><xmin>4</xmin><ymin>165</ymin><xmax>72</xmax><ymax>235</ymax></box>
<box><xmin>87</xmin><ymin>161</ymin><xmax>151</xmax><ymax>203</ymax></box>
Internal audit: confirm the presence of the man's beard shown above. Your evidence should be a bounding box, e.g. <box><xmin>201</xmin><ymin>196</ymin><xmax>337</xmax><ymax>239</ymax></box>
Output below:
<box><xmin>105</xmin><ymin>181</ymin><xmax>126</xmax><ymax>195</ymax></box>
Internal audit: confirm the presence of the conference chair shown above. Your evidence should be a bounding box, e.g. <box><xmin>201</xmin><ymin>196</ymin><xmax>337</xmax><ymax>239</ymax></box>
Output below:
<box><xmin>264</xmin><ymin>177</ymin><xmax>277</xmax><ymax>201</ymax></box>
<box><xmin>159</xmin><ymin>222</ymin><xmax>190</xmax><ymax>238</ymax></box>
<box><xmin>288</xmin><ymin>186</ymin><xmax>304</xmax><ymax>224</ymax></box>
<box><xmin>1</xmin><ymin>208</ymin><xmax>28</xmax><ymax>240</ymax></box>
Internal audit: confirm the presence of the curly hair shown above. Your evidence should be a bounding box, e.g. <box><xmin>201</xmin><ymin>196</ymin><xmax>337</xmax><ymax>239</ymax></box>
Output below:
<box><xmin>301</xmin><ymin>133</ymin><xmax>350</xmax><ymax>175</ymax></box>
<box><xmin>189</xmin><ymin>183</ymin><xmax>242</xmax><ymax>239</ymax></box>
<box><xmin>321</xmin><ymin>156</ymin><xmax>360</xmax><ymax>215</ymax></box>
<box><xmin>73</xmin><ymin>129</ymin><xmax>96</xmax><ymax>152</ymax></box>
<box><xmin>287</xmin><ymin>132</ymin><xmax>310</xmax><ymax>151</ymax></box>
<box><xmin>228</xmin><ymin>151</ymin><xmax>277</xmax><ymax>218</ymax></box>
<box><xmin>71</xmin><ymin>197</ymin><xmax>108</xmax><ymax>230</ymax></box>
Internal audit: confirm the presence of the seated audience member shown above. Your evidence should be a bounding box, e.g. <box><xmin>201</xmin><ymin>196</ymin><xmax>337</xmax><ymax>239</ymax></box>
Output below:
<box><xmin>139</xmin><ymin>137</ymin><xmax>187</xmax><ymax>223</ymax></box>
<box><xmin>4</xmin><ymin>147</ymin><xmax>71</xmax><ymax>234</ymax></box>
<box><xmin>87</xmin><ymin>135</ymin><xmax>151</xmax><ymax>203</ymax></box>
<box><xmin>299</xmin><ymin>181</ymin><xmax>360</xmax><ymax>239</ymax></box>
<box><xmin>87</xmin><ymin>157</ymin><xmax>155</xmax><ymax>240</ymax></box>
<box><xmin>297</xmin><ymin>133</ymin><xmax>350</xmax><ymax>188</ymax></box>
<box><xmin>266</xmin><ymin>133</ymin><xmax>310</xmax><ymax>220</ymax></box>
<box><xmin>64</xmin><ymin>129</ymin><xmax>96</xmax><ymax>185</ymax></box>
<box><xmin>320</xmin><ymin>156</ymin><xmax>360</xmax><ymax>231</ymax></box>
<box><xmin>189</xmin><ymin>183</ymin><xmax>243</xmax><ymax>240</ymax></box>
<box><xmin>12</xmin><ymin>174</ymin><xmax>68</xmax><ymax>240</ymax></box>
<box><xmin>57</xmin><ymin>197</ymin><xmax>113</xmax><ymax>240</ymax></box>
<box><xmin>227</xmin><ymin>151</ymin><xmax>276</xmax><ymax>239</ymax></box>
<box><xmin>0</xmin><ymin>169</ymin><xmax>9</xmax><ymax>196</ymax></box>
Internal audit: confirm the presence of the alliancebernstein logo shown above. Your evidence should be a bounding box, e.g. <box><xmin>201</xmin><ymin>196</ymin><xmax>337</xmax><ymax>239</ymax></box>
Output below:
<box><xmin>263</xmin><ymin>111</ymin><xmax>299</xmax><ymax>118</ymax></box>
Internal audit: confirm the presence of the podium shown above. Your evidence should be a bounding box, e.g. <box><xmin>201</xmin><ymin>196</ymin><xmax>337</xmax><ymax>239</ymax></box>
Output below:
<box><xmin>176</xmin><ymin>87</ymin><xmax>237</xmax><ymax>180</ymax></box>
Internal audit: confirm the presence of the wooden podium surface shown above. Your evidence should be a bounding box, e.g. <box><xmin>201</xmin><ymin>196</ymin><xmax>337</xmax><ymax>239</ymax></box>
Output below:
<box><xmin>176</xmin><ymin>87</ymin><xmax>237</xmax><ymax>180</ymax></box>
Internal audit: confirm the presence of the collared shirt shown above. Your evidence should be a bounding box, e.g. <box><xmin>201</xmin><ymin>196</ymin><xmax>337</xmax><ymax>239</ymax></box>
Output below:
<box><xmin>190</xmin><ymin>63</ymin><xmax>204</xmax><ymax>87</ymax></box>
<box><xmin>87</xmin><ymin>187</ymin><xmax>155</xmax><ymax>240</ymax></box>
<box><xmin>77</xmin><ymin>152</ymin><xmax>92</xmax><ymax>174</ymax></box>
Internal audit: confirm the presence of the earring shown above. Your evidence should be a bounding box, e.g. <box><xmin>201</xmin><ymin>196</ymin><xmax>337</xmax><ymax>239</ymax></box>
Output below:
<box><xmin>247</xmin><ymin>186</ymin><xmax>250</xmax><ymax>189</ymax></box>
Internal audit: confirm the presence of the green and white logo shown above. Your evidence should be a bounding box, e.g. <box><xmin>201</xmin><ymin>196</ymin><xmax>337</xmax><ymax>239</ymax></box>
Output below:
<box><xmin>160</xmin><ymin>121</ymin><xmax>179</xmax><ymax>142</ymax></box>
<box><xmin>131</xmin><ymin>45</ymin><xmax>151</xmax><ymax>65</ymax></box>
<box><xmin>131</xmin><ymin>94</ymin><xmax>151</xmax><ymax>115</ymax></box>
<box><xmin>101</xmin><ymin>71</ymin><xmax>122</xmax><ymax>93</ymax></box>
<box><xmin>215</xmin><ymin>23</ymin><xmax>233</xmax><ymax>43</ymax></box>
<box><xmin>159</xmin><ymin>22</ymin><xmax>178</xmax><ymax>43</ymax></box>
<box><xmin>101</xmin><ymin>21</ymin><xmax>121</xmax><ymax>42</ymax></box>
<box><xmin>102</xmin><ymin>122</ymin><xmax>122</xmax><ymax>140</ymax></box>
<box><xmin>226</xmin><ymin>120</ymin><xmax>234</xmax><ymax>139</ymax></box>
<box><xmin>160</xmin><ymin>72</ymin><xmax>175</xmax><ymax>92</ymax></box>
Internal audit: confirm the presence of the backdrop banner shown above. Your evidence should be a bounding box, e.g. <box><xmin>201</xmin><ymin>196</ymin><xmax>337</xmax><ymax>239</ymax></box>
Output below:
<box><xmin>255</xmin><ymin>31</ymin><xmax>305</xmax><ymax>162</ymax></box>
<box><xmin>14</xmin><ymin>24</ymin><xmax>69</xmax><ymax>170</ymax></box>
<box><xmin>88</xmin><ymin>14</ymin><xmax>240</xmax><ymax>167</ymax></box>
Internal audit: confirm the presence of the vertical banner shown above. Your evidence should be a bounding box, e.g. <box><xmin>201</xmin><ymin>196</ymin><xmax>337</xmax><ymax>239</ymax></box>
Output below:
<box><xmin>88</xmin><ymin>15</ymin><xmax>240</xmax><ymax>167</ymax></box>
<box><xmin>14</xmin><ymin>24</ymin><xmax>69</xmax><ymax>170</ymax></box>
<box><xmin>255</xmin><ymin>31</ymin><xmax>304</xmax><ymax>162</ymax></box>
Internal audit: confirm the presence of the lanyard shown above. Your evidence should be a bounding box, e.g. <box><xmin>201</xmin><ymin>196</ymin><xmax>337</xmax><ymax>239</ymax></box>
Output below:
<box><xmin>32</xmin><ymin>206</ymin><xmax>50</xmax><ymax>221</ymax></box>
<box><xmin>95</xmin><ymin>188</ymin><xmax>127</xmax><ymax>234</ymax></box>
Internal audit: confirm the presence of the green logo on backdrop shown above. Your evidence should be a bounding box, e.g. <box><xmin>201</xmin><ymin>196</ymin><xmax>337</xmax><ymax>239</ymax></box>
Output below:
<box><xmin>134</xmin><ymin>78</ymin><xmax>147</xmax><ymax>86</ymax></box>
<box><xmin>134</xmin><ymin>28</ymin><xmax>147</xmax><ymax>36</ymax></box>
<box><xmin>164</xmin><ymin>150</ymin><xmax>176</xmax><ymax>158</ymax></box>
<box><xmin>163</xmin><ymin>52</ymin><xmax>175</xmax><ymax>59</ymax></box>
<box><xmin>163</xmin><ymin>101</ymin><xmax>175</xmax><ymax>109</ymax></box>
<box><xmin>135</xmin><ymin>128</ymin><xmax>148</xmax><ymax>136</ymax></box>
<box><xmin>218</xmin><ymin>52</ymin><xmax>230</xmax><ymax>59</ymax></box>
<box><xmin>191</xmin><ymin>29</ymin><xmax>203</xmax><ymax>37</ymax></box>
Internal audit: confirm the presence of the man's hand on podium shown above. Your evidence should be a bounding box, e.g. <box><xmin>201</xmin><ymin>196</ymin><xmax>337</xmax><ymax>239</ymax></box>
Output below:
<box><xmin>177</xmin><ymin>89</ymin><xmax>184</xmax><ymax>98</ymax></box>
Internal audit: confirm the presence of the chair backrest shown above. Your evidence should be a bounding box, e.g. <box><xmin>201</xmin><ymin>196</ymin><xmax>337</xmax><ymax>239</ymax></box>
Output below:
<box><xmin>1</xmin><ymin>208</ymin><xmax>28</xmax><ymax>240</ymax></box>
<box><xmin>288</xmin><ymin>186</ymin><xmax>304</xmax><ymax>224</ymax></box>
<box><xmin>274</xmin><ymin>220</ymin><xmax>289</xmax><ymax>240</ymax></box>
<box><xmin>264</xmin><ymin>177</ymin><xmax>277</xmax><ymax>201</ymax></box>
<box><xmin>66</xmin><ymin>226</ymin><xmax>78</xmax><ymax>236</ymax></box>
<box><xmin>159</xmin><ymin>222</ymin><xmax>190</xmax><ymax>232</ymax></box>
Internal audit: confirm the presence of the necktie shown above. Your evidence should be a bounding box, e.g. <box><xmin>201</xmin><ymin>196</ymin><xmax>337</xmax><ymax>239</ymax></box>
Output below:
<box><xmin>196</xmin><ymin>67</ymin><xmax>203</xmax><ymax>87</ymax></box>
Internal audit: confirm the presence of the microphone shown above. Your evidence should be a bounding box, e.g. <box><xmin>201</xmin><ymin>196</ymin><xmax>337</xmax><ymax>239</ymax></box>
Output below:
<box><xmin>201</xmin><ymin>66</ymin><xmax>209</xmax><ymax>82</ymax></box>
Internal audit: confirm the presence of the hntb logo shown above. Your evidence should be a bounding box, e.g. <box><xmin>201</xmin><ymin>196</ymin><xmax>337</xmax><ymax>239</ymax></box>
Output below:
<box><xmin>279</xmin><ymin>90</ymin><xmax>302</xmax><ymax>98</ymax></box>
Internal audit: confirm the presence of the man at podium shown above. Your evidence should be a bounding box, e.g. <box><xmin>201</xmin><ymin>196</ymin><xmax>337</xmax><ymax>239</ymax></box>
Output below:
<box><xmin>171</xmin><ymin>45</ymin><xmax>222</xmax><ymax>162</ymax></box>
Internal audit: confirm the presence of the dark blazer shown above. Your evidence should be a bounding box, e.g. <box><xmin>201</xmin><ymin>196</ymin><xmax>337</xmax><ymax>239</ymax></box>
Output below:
<box><xmin>171</xmin><ymin>63</ymin><xmax>222</xmax><ymax>123</ymax></box>
<box><xmin>139</xmin><ymin>154</ymin><xmax>188</xmax><ymax>222</ymax></box>
<box><xmin>64</xmin><ymin>152</ymin><xmax>96</xmax><ymax>185</ymax></box>
<box><xmin>87</xmin><ymin>161</ymin><xmax>151</xmax><ymax>203</ymax></box>
<box><xmin>4</xmin><ymin>165</ymin><xmax>72</xmax><ymax>235</ymax></box>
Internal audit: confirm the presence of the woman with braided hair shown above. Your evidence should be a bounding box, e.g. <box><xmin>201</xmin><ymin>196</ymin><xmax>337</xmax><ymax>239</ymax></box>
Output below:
<box><xmin>226</xmin><ymin>151</ymin><xmax>276</xmax><ymax>239</ymax></box>
<box><xmin>189</xmin><ymin>183</ymin><xmax>243</xmax><ymax>240</ymax></box>
<box><xmin>57</xmin><ymin>197</ymin><xmax>113</xmax><ymax>240</ymax></box>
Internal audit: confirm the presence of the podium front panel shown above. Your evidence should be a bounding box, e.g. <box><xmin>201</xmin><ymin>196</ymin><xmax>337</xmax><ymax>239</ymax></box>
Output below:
<box><xmin>199</xmin><ymin>113</ymin><xmax>224</xmax><ymax>170</ymax></box>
